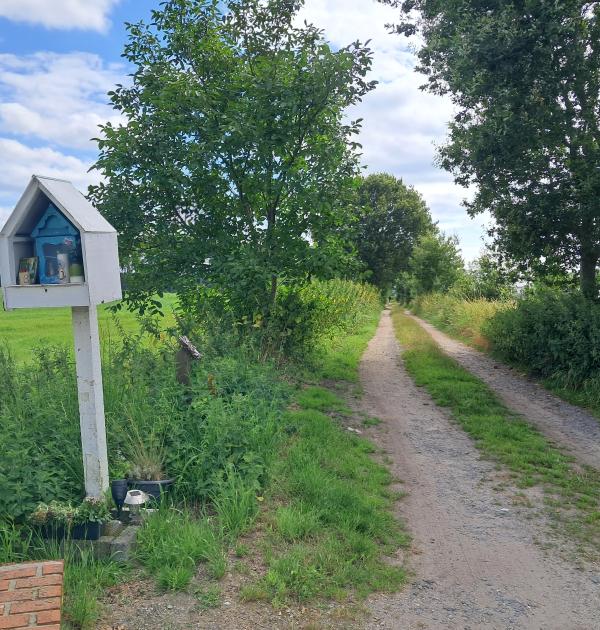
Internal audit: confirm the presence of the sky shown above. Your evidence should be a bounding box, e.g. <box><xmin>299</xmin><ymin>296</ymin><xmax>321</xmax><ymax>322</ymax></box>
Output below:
<box><xmin>0</xmin><ymin>0</ymin><xmax>489</xmax><ymax>261</ymax></box>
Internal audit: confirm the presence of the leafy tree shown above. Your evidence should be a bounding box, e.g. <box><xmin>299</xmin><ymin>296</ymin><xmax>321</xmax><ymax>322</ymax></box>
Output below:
<box><xmin>406</xmin><ymin>232</ymin><xmax>464</xmax><ymax>295</ymax></box>
<box><xmin>90</xmin><ymin>0</ymin><xmax>375</xmax><ymax>317</ymax></box>
<box><xmin>382</xmin><ymin>0</ymin><xmax>600</xmax><ymax>299</ymax></box>
<box><xmin>454</xmin><ymin>250</ymin><xmax>516</xmax><ymax>300</ymax></box>
<box><xmin>352</xmin><ymin>173</ymin><xmax>433</xmax><ymax>293</ymax></box>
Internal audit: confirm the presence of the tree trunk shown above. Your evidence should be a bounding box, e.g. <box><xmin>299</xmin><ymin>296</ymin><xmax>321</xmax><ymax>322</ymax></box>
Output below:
<box><xmin>580</xmin><ymin>244</ymin><xmax>599</xmax><ymax>300</ymax></box>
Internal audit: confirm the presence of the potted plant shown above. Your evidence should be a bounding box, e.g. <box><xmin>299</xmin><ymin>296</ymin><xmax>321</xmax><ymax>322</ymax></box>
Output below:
<box><xmin>30</xmin><ymin>497</ymin><xmax>111</xmax><ymax>541</ymax></box>
<box><xmin>126</xmin><ymin>442</ymin><xmax>173</xmax><ymax>501</ymax></box>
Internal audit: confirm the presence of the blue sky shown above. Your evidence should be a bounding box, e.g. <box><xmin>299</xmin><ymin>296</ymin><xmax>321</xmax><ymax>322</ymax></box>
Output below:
<box><xmin>0</xmin><ymin>0</ymin><xmax>489</xmax><ymax>261</ymax></box>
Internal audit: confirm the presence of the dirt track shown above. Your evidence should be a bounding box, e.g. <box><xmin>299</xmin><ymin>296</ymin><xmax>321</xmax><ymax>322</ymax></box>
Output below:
<box><xmin>360</xmin><ymin>310</ymin><xmax>600</xmax><ymax>630</ymax></box>
<box><xmin>408</xmin><ymin>312</ymin><xmax>600</xmax><ymax>470</ymax></box>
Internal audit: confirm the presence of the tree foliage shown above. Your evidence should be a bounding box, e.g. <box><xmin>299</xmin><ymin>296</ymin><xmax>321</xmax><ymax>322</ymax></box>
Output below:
<box><xmin>352</xmin><ymin>173</ymin><xmax>433</xmax><ymax>293</ymax></box>
<box><xmin>90</xmin><ymin>0</ymin><xmax>375</xmax><ymax>317</ymax></box>
<box><xmin>454</xmin><ymin>250</ymin><xmax>516</xmax><ymax>300</ymax></box>
<box><xmin>405</xmin><ymin>232</ymin><xmax>464</xmax><ymax>296</ymax></box>
<box><xmin>383</xmin><ymin>0</ymin><xmax>600</xmax><ymax>299</ymax></box>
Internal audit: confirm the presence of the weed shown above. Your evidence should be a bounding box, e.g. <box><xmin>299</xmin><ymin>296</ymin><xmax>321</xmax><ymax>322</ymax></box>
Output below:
<box><xmin>207</xmin><ymin>551</ymin><xmax>228</xmax><ymax>579</ymax></box>
<box><xmin>235</xmin><ymin>543</ymin><xmax>250</xmax><ymax>557</ymax></box>
<box><xmin>362</xmin><ymin>416</ymin><xmax>382</xmax><ymax>427</ymax></box>
<box><xmin>240</xmin><ymin>583</ymin><xmax>270</xmax><ymax>601</ymax></box>
<box><xmin>212</xmin><ymin>471</ymin><xmax>259</xmax><ymax>540</ymax></box>
<box><xmin>233</xmin><ymin>560</ymin><xmax>251</xmax><ymax>575</ymax></box>
<box><xmin>158</xmin><ymin>564</ymin><xmax>195</xmax><ymax>591</ymax></box>
<box><xmin>195</xmin><ymin>584</ymin><xmax>221</xmax><ymax>609</ymax></box>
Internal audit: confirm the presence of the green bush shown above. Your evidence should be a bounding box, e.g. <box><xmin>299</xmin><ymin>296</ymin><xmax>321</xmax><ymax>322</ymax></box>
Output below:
<box><xmin>484</xmin><ymin>288</ymin><xmax>600</xmax><ymax>389</ymax></box>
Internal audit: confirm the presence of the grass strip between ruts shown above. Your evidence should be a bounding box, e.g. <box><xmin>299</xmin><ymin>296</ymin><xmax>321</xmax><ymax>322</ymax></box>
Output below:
<box><xmin>392</xmin><ymin>305</ymin><xmax>600</xmax><ymax>558</ymax></box>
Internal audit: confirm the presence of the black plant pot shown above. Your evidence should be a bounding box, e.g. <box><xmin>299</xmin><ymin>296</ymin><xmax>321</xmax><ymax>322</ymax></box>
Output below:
<box><xmin>127</xmin><ymin>478</ymin><xmax>174</xmax><ymax>501</ymax></box>
<box><xmin>111</xmin><ymin>479</ymin><xmax>129</xmax><ymax>516</ymax></box>
<box><xmin>40</xmin><ymin>521</ymin><xmax>102</xmax><ymax>541</ymax></box>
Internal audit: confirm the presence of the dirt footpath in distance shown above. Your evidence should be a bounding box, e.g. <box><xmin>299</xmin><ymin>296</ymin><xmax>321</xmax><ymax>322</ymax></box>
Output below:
<box><xmin>409</xmin><ymin>312</ymin><xmax>600</xmax><ymax>470</ymax></box>
<box><xmin>358</xmin><ymin>310</ymin><xmax>600</xmax><ymax>630</ymax></box>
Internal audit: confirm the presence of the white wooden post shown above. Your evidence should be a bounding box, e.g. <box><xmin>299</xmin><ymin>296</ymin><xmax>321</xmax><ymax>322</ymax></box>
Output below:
<box><xmin>72</xmin><ymin>305</ymin><xmax>109</xmax><ymax>497</ymax></box>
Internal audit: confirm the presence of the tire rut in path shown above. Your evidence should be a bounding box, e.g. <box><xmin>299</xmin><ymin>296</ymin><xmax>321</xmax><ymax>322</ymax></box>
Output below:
<box><xmin>408</xmin><ymin>312</ymin><xmax>600</xmax><ymax>470</ymax></box>
<box><xmin>360</xmin><ymin>310</ymin><xmax>600</xmax><ymax>630</ymax></box>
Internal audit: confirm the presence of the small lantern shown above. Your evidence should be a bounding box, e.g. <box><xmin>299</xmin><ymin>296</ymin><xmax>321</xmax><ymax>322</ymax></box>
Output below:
<box><xmin>124</xmin><ymin>489</ymin><xmax>149</xmax><ymax>523</ymax></box>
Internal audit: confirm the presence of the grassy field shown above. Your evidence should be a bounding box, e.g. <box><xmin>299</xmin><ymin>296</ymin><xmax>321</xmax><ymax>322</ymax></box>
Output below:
<box><xmin>0</xmin><ymin>294</ymin><xmax>177</xmax><ymax>362</ymax></box>
<box><xmin>392</xmin><ymin>306</ymin><xmax>600</xmax><ymax>558</ymax></box>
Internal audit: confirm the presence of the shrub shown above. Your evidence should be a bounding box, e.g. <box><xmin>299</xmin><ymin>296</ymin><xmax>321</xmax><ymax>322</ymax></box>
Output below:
<box><xmin>484</xmin><ymin>288</ymin><xmax>600</xmax><ymax>389</ymax></box>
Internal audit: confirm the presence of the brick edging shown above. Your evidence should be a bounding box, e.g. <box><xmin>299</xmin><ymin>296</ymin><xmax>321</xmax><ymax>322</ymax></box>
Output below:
<box><xmin>0</xmin><ymin>561</ymin><xmax>63</xmax><ymax>629</ymax></box>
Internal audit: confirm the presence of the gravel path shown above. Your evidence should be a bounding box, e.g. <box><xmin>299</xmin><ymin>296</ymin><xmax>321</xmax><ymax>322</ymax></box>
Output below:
<box><xmin>408</xmin><ymin>312</ymin><xmax>600</xmax><ymax>470</ymax></box>
<box><xmin>360</xmin><ymin>310</ymin><xmax>600</xmax><ymax>630</ymax></box>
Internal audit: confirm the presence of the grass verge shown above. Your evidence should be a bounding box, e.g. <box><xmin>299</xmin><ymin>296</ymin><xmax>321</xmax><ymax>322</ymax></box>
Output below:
<box><xmin>392</xmin><ymin>306</ymin><xmax>600</xmax><ymax>557</ymax></box>
<box><xmin>243</xmin><ymin>311</ymin><xmax>410</xmax><ymax>604</ymax></box>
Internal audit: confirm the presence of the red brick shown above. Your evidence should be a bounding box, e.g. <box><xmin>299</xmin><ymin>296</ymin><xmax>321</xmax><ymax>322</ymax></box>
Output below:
<box><xmin>37</xmin><ymin>626</ymin><xmax>60</xmax><ymax>630</ymax></box>
<box><xmin>0</xmin><ymin>603</ymin><xmax>3</xmax><ymax>614</ymax></box>
<box><xmin>0</xmin><ymin>588</ymin><xmax>35</xmax><ymax>603</ymax></box>
<box><xmin>0</xmin><ymin>614</ymin><xmax>31</xmax><ymax>629</ymax></box>
<box><xmin>38</xmin><ymin>586</ymin><xmax>61</xmax><ymax>598</ymax></box>
<box><xmin>0</xmin><ymin>580</ymin><xmax>9</xmax><ymax>591</ymax></box>
<box><xmin>14</xmin><ymin>575</ymin><xmax>61</xmax><ymax>589</ymax></box>
<box><xmin>41</xmin><ymin>562</ymin><xmax>63</xmax><ymax>576</ymax></box>
<box><xmin>35</xmin><ymin>609</ymin><xmax>61</xmax><ymax>625</ymax></box>
<box><xmin>10</xmin><ymin>597</ymin><xmax>61</xmax><ymax>614</ymax></box>
<box><xmin>0</xmin><ymin>565</ymin><xmax>37</xmax><ymax>580</ymax></box>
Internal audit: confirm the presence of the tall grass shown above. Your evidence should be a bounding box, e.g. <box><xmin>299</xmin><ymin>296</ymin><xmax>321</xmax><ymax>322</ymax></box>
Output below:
<box><xmin>412</xmin><ymin>293</ymin><xmax>513</xmax><ymax>350</ymax></box>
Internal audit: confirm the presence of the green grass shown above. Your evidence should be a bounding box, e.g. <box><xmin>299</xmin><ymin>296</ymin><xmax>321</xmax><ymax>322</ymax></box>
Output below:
<box><xmin>392</xmin><ymin>306</ymin><xmax>600</xmax><ymax>556</ymax></box>
<box><xmin>242</xmin><ymin>308</ymin><xmax>409</xmax><ymax>604</ymax></box>
<box><xmin>296</xmin><ymin>386</ymin><xmax>350</xmax><ymax>414</ymax></box>
<box><xmin>0</xmin><ymin>294</ymin><xmax>177</xmax><ymax>362</ymax></box>
<box><xmin>316</xmin><ymin>311</ymin><xmax>381</xmax><ymax>382</ymax></box>
<box><xmin>135</xmin><ymin>506</ymin><xmax>226</xmax><ymax>591</ymax></box>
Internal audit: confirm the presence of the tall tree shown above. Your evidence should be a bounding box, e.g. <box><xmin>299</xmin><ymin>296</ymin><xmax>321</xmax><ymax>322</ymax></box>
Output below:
<box><xmin>383</xmin><ymin>0</ymin><xmax>600</xmax><ymax>299</ymax></box>
<box><xmin>90</xmin><ymin>0</ymin><xmax>375</xmax><ymax>316</ymax></box>
<box><xmin>408</xmin><ymin>232</ymin><xmax>464</xmax><ymax>295</ymax></box>
<box><xmin>352</xmin><ymin>173</ymin><xmax>433</xmax><ymax>292</ymax></box>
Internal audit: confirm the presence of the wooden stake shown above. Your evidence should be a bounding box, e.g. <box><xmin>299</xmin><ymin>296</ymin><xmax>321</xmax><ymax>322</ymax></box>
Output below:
<box><xmin>72</xmin><ymin>305</ymin><xmax>109</xmax><ymax>497</ymax></box>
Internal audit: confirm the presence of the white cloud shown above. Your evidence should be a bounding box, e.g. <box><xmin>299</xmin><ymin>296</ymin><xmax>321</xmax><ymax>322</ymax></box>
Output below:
<box><xmin>0</xmin><ymin>52</ymin><xmax>124</xmax><ymax>151</ymax></box>
<box><xmin>0</xmin><ymin>0</ymin><xmax>122</xmax><ymax>32</ymax></box>
<box><xmin>300</xmin><ymin>0</ymin><xmax>485</xmax><ymax>260</ymax></box>
<box><xmin>0</xmin><ymin>138</ymin><xmax>99</xmax><ymax>194</ymax></box>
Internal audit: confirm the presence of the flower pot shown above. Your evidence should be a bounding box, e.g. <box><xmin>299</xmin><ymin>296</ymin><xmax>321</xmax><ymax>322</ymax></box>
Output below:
<box><xmin>40</xmin><ymin>521</ymin><xmax>102</xmax><ymax>541</ymax></box>
<box><xmin>111</xmin><ymin>479</ymin><xmax>129</xmax><ymax>516</ymax></box>
<box><xmin>127</xmin><ymin>478</ymin><xmax>174</xmax><ymax>501</ymax></box>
